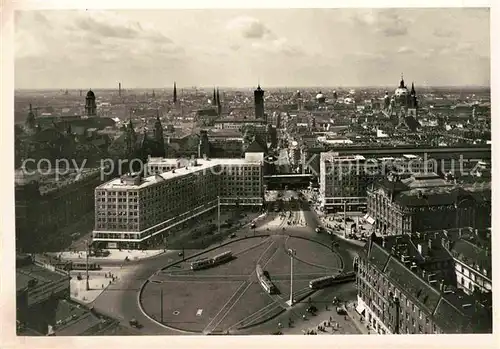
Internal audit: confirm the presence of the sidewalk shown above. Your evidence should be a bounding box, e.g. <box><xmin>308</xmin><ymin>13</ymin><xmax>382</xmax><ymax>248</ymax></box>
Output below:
<box><xmin>70</xmin><ymin>266</ymin><xmax>135</xmax><ymax>304</ymax></box>
<box><xmin>278</xmin><ymin>305</ymin><xmax>361</xmax><ymax>335</ymax></box>
<box><xmin>53</xmin><ymin>249</ymin><xmax>166</xmax><ymax>262</ymax></box>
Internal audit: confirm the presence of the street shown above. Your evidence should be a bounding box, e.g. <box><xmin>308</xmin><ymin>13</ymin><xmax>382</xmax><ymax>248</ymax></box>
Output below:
<box><xmin>87</xmin><ymin>191</ymin><xmax>364</xmax><ymax>334</ymax></box>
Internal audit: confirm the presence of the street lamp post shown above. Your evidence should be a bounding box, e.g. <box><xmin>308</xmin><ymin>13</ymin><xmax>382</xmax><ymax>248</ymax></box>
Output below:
<box><xmin>286</xmin><ymin>248</ymin><xmax>296</xmax><ymax>307</ymax></box>
<box><xmin>343</xmin><ymin>201</ymin><xmax>347</xmax><ymax>238</ymax></box>
<box><xmin>217</xmin><ymin>195</ymin><xmax>221</xmax><ymax>235</ymax></box>
<box><xmin>85</xmin><ymin>240</ymin><xmax>90</xmax><ymax>291</ymax></box>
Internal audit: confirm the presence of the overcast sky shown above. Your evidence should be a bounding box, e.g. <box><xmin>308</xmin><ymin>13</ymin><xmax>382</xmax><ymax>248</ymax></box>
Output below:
<box><xmin>14</xmin><ymin>8</ymin><xmax>490</xmax><ymax>89</ymax></box>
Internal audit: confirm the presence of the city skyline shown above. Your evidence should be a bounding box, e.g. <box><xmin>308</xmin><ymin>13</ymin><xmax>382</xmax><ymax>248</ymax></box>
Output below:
<box><xmin>15</xmin><ymin>8</ymin><xmax>490</xmax><ymax>89</ymax></box>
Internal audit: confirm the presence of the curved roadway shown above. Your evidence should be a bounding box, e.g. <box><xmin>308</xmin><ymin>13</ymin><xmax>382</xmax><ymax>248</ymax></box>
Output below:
<box><xmin>89</xmin><ymin>196</ymin><xmax>364</xmax><ymax>335</ymax></box>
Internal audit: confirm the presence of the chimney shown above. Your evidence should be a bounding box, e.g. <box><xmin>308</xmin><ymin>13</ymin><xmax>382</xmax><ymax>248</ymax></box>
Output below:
<box><xmin>428</xmin><ymin>238</ymin><xmax>433</xmax><ymax>250</ymax></box>
<box><xmin>422</xmin><ymin>270</ymin><xmax>426</xmax><ymax>279</ymax></box>
<box><xmin>439</xmin><ymin>280</ymin><xmax>445</xmax><ymax>292</ymax></box>
<box><xmin>382</xmin><ymin>237</ymin><xmax>386</xmax><ymax>248</ymax></box>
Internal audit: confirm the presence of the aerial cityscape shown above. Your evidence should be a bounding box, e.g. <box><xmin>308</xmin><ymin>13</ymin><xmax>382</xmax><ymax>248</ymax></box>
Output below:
<box><xmin>13</xmin><ymin>8</ymin><xmax>492</xmax><ymax>337</ymax></box>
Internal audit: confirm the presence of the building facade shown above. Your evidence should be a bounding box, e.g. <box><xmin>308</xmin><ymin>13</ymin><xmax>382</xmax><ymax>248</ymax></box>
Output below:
<box><xmin>15</xmin><ymin>168</ymin><xmax>103</xmax><ymax>252</ymax></box>
<box><xmin>447</xmin><ymin>228</ymin><xmax>492</xmax><ymax>295</ymax></box>
<box><xmin>355</xmin><ymin>232</ymin><xmax>492</xmax><ymax>334</ymax></box>
<box><xmin>93</xmin><ymin>157</ymin><xmax>263</xmax><ymax>249</ymax></box>
<box><xmin>319</xmin><ymin>153</ymin><xmax>379</xmax><ymax>211</ymax></box>
<box><xmin>366</xmin><ymin>174</ymin><xmax>491</xmax><ymax>235</ymax></box>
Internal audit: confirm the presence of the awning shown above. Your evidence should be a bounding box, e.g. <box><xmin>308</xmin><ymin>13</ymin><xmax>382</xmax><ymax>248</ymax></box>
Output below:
<box><xmin>366</xmin><ymin>216</ymin><xmax>375</xmax><ymax>225</ymax></box>
<box><xmin>356</xmin><ymin>303</ymin><xmax>366</xmax><ymax>315</ymax></box>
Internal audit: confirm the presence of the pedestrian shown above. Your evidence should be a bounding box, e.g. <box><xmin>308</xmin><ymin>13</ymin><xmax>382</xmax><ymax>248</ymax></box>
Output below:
<box><xmin>102</xmin><ymin>284</ymin><xmax>104</xmax><ymax>288</ymax></box>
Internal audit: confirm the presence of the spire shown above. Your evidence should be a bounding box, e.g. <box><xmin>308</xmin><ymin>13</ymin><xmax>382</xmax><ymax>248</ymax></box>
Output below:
<box><xmin>411</xmin><ymin>82</ymin><xmax>416</xmax><ymax>95</ymax></box>
<box><xmin>29</xmin><ymin>103</ymin><xmax>32</xmax><ymax>112</ymax></box>
<box><xmin>212</xmin><ymin>88</ymin><xmax>217</xmax><ymax>106</ymax></box>
<box><xmin>216</xmin><ymin>87</ymin><xmax>221</xmax><ymax>106</ymax></box>
<box><xmin>173</xmin><ymin>82</ymin><xmax>177</xmax><ymax>103</ymax></box>
<box><xmin>399</xmin><ymin>73</ymin><xmax>405</xmax><ymax>88</ymax></box>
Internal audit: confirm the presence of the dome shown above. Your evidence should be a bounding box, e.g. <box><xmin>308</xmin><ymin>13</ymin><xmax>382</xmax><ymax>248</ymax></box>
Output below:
<box><xmin>316</xmin><ymin>92</ymin><xmax>325</xmax><ymax>100</ymax></box>
<box><xmin>86</xmin><ymin>90</ymin><xmax>95</xmax><ymax>98</ymax></box>
<box><xmin>394</xmin><ymin>87</ymin><xmax>409</xmax><ymax>97</ymax></box>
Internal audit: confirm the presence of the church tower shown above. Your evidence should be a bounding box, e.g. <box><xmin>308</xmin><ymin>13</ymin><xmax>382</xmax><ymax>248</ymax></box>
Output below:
<box><xmin>125</xmin><ymin>119</ymin><xmax>137</xmax><ymax>156</ymax></box>
<box><xmin>85</xmin><ymin>89</ymin><xmax>97</xmax><ymax>116</ymax></box>
<box><xmin>24</xmin><ymin>103</ymin><xmax>37</xmax><ymax>134</ymax></box>
<box><xmin>173</xmin><ymin>82</ymin><xmax>177</xmax><ymax>104</ymax></box>
<box><xmin>153</xmin><ymin>111</ymin><xmax>165</xmax><ymax>157</ymax></box>
<box><xmin>198</xmin><ymin>130</ymin><xmax>210</xmax><ymax>159</ymax></box>
<box><xmin>212</xmin><ymin>88</ymin><xmax>217</xmax><ymax>106</ymax></box>
<box><xmin>408</xmin><ymin>82</ymin><xmax>418</xmax><ymax>119</ymax></box>
<box><xmin>216</xmin><ymin>87</ymin><xmax>222</xmax><ymax>116</ymax></box>
<box><xmin>254</xmin><ymin>85</ymin><xmax>265</xmax><ymax>120</ymax></box>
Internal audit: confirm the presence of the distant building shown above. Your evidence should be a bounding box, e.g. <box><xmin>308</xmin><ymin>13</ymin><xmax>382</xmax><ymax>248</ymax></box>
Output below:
<box><xmin>366</xmin><ymin>173</ymin><xmax>491</xmax><ymax>235</ymax></box>
<box><xmin>355</xmin><ymin>231</ymin><xmax>492</xmax><ymax>334</ymax></box>
<box><xmin>315</xmin><ymin>91</ymin><xmax>326</xmax><ymax>104</ymax></box>
<box><xmin>214</xmin><ymin>118</ymin><xmax>265</xmax><ymax>130</ymax></box>
<box><xmin>319</xmin><ymin>153</ymin><xmax>380</xmax><ymax>211</ymax></box>
<box><xmin>85</xmin><ymin>89</ymin><xmax>97</xmax><ymax>116</ymax></box>
<box><xmin>93</xmin><ymin>157</ymin><xmax>264</xmax><ymax>249</ymax></box>
<box><xmin>207</xmin><ymin>129</ymin><xmax>244</xmax><ymax>158</ymax></box>
<box><xmin>254</xmin><ymin>85</ymin><xmax>265</xmax><ymax>120</ymax></box>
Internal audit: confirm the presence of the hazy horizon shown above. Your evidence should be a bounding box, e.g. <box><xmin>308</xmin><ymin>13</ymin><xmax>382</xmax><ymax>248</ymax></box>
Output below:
<box><xmin>15</xmin><ymin>8</ymin><xmax>490</xmax><ymax>89</ymax></box>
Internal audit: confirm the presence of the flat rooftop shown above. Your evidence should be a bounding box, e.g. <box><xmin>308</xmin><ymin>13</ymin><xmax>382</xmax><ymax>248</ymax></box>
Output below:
<box><xmin>320</xmin><ymin>153</ymin><xmax>366</xmax><ymax>162</ymax></box>
<box><xmin>99</xmin><ymin>158</ymin><xmax>262</xmax><ymax>190</ymax></box>
<box><xmin>16</xmin><ymin>264</ymin><xmax>68</xmax><ymax>292</ymax></box>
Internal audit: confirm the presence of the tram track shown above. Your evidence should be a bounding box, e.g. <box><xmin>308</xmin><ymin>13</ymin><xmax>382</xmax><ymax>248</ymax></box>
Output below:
<box><xmin>202</xmin><ymin>238</ymin><xmax>279</xmax><ymax>334</ymax></box>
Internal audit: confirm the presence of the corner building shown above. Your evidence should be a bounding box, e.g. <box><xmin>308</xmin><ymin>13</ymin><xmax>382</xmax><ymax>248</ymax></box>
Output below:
<box><xmin>355</xmin><ymin>232</ymin><xmax>492</xmax><ymax>334</ymax></box>
<box><xmin>93</xmin><ymin>157</ymin><xmax>263</xmax><ymax>249</ymax></box>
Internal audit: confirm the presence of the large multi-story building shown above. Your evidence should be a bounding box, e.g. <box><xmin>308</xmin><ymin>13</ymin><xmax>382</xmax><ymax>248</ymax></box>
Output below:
<box><xmin>355</xmin><ymin>231</ymin><xmax>492</xmax><ymax>334</ymax></box>
<box><xmin>93</xmin><ymin>156</ymin><xmax>263</xmax><ymax>249</ymax></box>
<box><xmin>366</xmin><ymin>173</ymin><xmax>491</xmax><ymax>235</ymax></box>
<box><xmin>319</xmin><ymin>153</ymin><xmax>379</xmax><ymax>211</ymax></box>
<box><xmin>15</xmin><ymin>168</ymin><xmax>103</xmax><ymax>252</ymax></box>
<box><xmin>319</xmin><ymin>152</ymin><xmax>433</xmax><ymax>212</ymax></box>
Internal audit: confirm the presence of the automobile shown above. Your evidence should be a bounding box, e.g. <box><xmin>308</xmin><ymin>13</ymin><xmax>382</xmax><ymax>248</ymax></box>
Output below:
<box><xmin>230</xmin><ymin>233</ymin><xmax>236</xmax><ymax>238</ymax></box>
<box><xmin>336</xmin><ymin>306</ymin><xmax>347</xmax><ymax>315</ymax></box>
<box><xmin>250</xmin><ymin>223</ymin><xmax>256</xmax><ymax>229</ymax></box>
<box><xmin>306</xmin><ymin>305</ymin><xmax>318</xmax><ymax>314</ymax></box>
<box><xmin>129</xmin><ymin>318</ymin><xmax>142</xmax><ymax>329</ymax></box>
<box><xmin>178</xmin><ymin>252</ymin><xmax>184</xmax><ymax>257</ymax></box>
